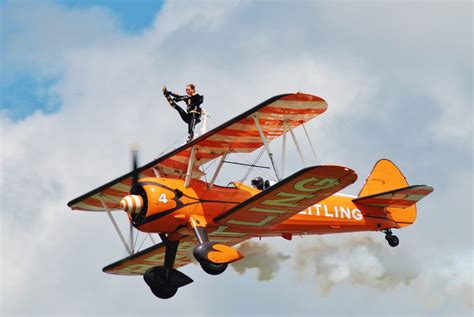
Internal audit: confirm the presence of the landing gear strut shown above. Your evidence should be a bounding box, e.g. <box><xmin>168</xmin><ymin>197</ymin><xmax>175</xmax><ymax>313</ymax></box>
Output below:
<box><xmin>191</xmin><ymin>224</ymin><xmax>229</xmax><ymax>275</ymax></box>
<box><xmin>143</xmin><ymin>234</ymin><xmax>193</xmax><ymax>299</ymax></box>
<box><xmin>383</xmin><ymin>229</ymin><xmax>399</xmax><ymax>247</ymax></box>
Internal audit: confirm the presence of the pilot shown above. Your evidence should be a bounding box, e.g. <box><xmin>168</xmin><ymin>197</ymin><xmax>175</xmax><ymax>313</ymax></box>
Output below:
<box><xmin>251</xmin><ymin>177</ymin><xmax>271</xmax><ymax>190</ymax></box>
<box><xmin>163</xmin><ymin>84</ymin><xmax>204</xmax><ymax>143</ymax></box>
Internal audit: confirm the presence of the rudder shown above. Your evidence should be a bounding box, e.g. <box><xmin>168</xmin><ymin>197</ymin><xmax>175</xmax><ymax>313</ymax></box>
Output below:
<box><xmin>358</xmin><ymin>159</ymin><xmax>408</xmax><ymax>197</ymax></box>
<box><xmin>357</xmin><ymin>159</ymin><xmax>421</xmax><ymax>228</ymax></box>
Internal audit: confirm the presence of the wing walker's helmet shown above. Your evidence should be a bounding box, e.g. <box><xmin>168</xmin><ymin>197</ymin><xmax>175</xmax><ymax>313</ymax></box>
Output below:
<box><xmin>251</xmin><ymin>177</ymin><xmax>265</xmax><ymax>190</ymax></box>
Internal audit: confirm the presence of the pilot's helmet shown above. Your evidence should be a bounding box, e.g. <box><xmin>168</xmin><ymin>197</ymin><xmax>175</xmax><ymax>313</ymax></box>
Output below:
<box><xmin>251</xmin><ymin>177</ymin><xmax>264</xmax><ymax>190</ymax></box>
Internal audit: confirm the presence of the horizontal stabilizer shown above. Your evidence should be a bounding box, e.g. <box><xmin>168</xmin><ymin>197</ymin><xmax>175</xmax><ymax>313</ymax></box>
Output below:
<box><xmin>353</xmin><ymin>185</ymin><xmax>434</xmax><ymax>209</ymax></box>
<box><xmin>214</xmin><ymin>165</ymin><xmax>357</xmax><ymax>230</ymax></box>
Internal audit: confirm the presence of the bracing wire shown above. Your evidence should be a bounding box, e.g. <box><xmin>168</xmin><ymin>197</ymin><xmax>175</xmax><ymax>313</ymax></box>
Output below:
<box><xmin>233</xmin><ymin>151</ymin><xmax>278</xmax><ymax>181</ymax></box>
<box><xmin>238</xmin><ymin>121</ymin><xmax>284</xmax><ymax>184</ymax></box>
<box><xmin>206</xmin><ymin>113</ymin><xmax>285</xmax><ymax>186</ymax></box>
<box><xmin>202</xmin><ymin>157</ymin><xmax>218</xmax><ymax>184</ymax></box>
<box><xmin>137</xmin><ymin>233</ymin><xmax>148</xmax><ymax>252</ymax></box>
<box><xmin>133</xmin><ymin>229</ymin><xmax>140</xmax><ymax>252</ymax></box>
<box><xmin>157</xmin><ymin>131</ymin><xmax>188</xmax><ymax>157</ymax></box>
<box><xmin>239</xmin><ymin>147</ymin><xmax>267</xmax><ymax>184</ymax></box>
<box><xmin>302</xmin><ymin>123</ymin><xmax>320</xmax><ymax>164</ymax></box>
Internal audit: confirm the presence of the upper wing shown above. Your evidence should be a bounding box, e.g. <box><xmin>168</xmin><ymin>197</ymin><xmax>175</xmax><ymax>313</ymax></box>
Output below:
<box><xmin>103</xmin><ymin>235</ymin><xmax>249</xmax><ymax>275</ymax></box>
<box><xmin>157</xmin><ymin>92</ymin><xmax>327</xmax><ymax>179</ymax></box>
<box><xmin>214</xmin><ymin>165</ymin><xmax>357</xmax><ymax>231</ymax></box>
<box><xmin>68</xmin><ymin>93</ymin><xmax>327</xmax><ymax>211</ymax></box>
<box><xmin>353</xmin><ymin>185</ymin><xmax>434</xmax><ymax>208</ymax></box>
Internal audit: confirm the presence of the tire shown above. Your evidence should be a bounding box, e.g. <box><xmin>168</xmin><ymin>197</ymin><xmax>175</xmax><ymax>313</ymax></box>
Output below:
<box><xmin>200</xmin><ymin>260</ymin><xmax>228</xmax><ymax>275</ymax></box>
<box><xmin>387</xmin><ymin>235</ymin><xmax>399</xmax><ymax>247</ymax></box>
<box><xmin>150</xmin><ymin>284</ymin><xmax>178</xmax><ymax>299</ymax></box>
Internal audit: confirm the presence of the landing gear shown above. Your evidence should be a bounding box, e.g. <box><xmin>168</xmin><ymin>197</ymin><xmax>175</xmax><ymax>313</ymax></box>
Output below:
<box><xmin>144</xmin><ymin>267</ymin><xmax>179</xmax><ymax>299</ymax></box>
<box><xmin>386</xmin><ymin>235</ymin><xmax>399</xmax><ymax>247</ymax></box>
<box><xmin>383</xmin><ymin>229</ymin><xmax>399</xmax><ymax>247</ymax></box>
<box><xmin>199</xmin><ymin>260</ymin><xmax>228</xmax><ymax>275</ymax></box>
<box><xmin>151</xmin><ymin>284</ymin><xmax>177</xmax><ymax>299</ymax></box>
<box><xmin>189</xmin><ymin>216</ymin><xmax>242</xmax><ymax>275</ymax></box>
<box><xmin>144</xmin><ymin>234</ymin><xmax>193</xmax><ymax>299</ymax></box>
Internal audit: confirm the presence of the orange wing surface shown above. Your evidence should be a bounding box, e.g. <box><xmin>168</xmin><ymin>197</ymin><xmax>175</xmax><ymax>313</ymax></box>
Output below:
<box><xmin>68</xmin><ymin>93</ymin><xmax>327</xmax><ymax>212</ymax></box>
<box><xmin>103</xmin><ymin>237</ymin><xmax>192</xmax><ymax>276</ymax></box>
<box><xmin>103</xmin><ymin>235</ymin><xmax>249</xmax><ymax>275</ymax></box>
<box><xmin>214</xmin><ymin>166</ymin><xmax>357</xmax><ymax>230</ymax></box>
<box><xmin>353</xmin><ymin>185</ymin><xmax>434</xmax><ymax>208</ymax></box>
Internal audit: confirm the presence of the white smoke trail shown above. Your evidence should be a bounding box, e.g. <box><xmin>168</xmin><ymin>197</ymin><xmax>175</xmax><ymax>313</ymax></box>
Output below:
<box><xmin>297</xmin><ymin>234</ymin><xmax>473</xmax><ymax>308</ymax></box>
<box><xmin>294</xmin><ymin>234</ymin><xmax>419</xmax><ymax>294</ymax></box>
<box><xmin>230</xmin><ymin>240</ymin><xmax>290</xmax><ymax>281</ymax></box>
<box><xmin>229</xmin><ymin>234</ymin><xmax>473</xmax><ymax>309</ymax></box>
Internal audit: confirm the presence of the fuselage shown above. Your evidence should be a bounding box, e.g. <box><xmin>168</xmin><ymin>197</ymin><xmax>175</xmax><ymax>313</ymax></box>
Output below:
<box><xmin>129</xmin><ymin>177</ymin><xmax>401</xmax><ymax>237</ymax></box>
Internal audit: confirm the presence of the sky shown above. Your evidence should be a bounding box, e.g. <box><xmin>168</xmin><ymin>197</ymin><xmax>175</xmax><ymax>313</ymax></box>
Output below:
<box><xmin>1</xmin><ymin>0</ymin><xmax>473</xmax><ymax>316</ymax></box>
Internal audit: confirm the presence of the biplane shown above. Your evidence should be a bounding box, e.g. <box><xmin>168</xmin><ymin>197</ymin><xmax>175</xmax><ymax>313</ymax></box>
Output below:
<box><xmin>68</xmin><ymin>93</ymin><xmax>434</xmax><ymax>299</ymax></box>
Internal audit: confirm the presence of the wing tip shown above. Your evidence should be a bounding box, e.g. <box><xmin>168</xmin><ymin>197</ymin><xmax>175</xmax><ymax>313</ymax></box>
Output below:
<box><xmin>281</xmin><ymin>92</ymin><xmax>327</xmax><ymax>103</ymax></box>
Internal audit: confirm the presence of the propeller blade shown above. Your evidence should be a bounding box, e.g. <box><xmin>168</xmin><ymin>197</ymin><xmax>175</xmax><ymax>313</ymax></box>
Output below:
<box><xmin>130</xmin><ymin>146</ymin><xmax>139</xmax><ymax>195</ymax></box>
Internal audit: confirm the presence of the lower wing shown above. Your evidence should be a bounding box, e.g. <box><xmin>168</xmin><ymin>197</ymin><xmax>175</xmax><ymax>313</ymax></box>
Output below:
<box><xmin>103</xmin><ymin>235</ymin><xmax>249</xmax><ymax>275</ymax></box>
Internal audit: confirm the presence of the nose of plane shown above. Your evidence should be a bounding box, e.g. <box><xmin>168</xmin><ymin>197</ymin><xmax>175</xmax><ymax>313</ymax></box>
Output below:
<box><xmin>120</xmin><ymin>195</ymin><xmax>144</xmax><ymax>215</ymax></box>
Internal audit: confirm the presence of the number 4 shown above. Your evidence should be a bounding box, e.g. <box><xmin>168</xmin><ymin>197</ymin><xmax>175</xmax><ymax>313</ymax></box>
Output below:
<box><xmin>158</xmin><ymin>193</ymin><xmax>168</xmax><ymax>204</ymax></box>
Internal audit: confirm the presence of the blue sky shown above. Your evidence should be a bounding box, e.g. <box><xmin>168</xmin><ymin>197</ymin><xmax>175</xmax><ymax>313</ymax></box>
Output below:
<box><xmin>58</xmin><ymin>0</ymin><xmax>164</xmax><ymax>32</ymax></box>
<box><xmin>1</xmin><ymin>0</ymin><xmax>472</xmax><ymax>315</ymax></box>
<box><xmin>1</xmin><ymin>0</ymin><xmax>163</xmax><ymax>120</ymax></box>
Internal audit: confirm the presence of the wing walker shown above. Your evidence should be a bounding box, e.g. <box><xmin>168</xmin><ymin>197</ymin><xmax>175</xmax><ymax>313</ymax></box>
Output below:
<box><xmin>68</xmin><ymin>92</ymin><xmax>434</xmax><ymax>299</ymax></box>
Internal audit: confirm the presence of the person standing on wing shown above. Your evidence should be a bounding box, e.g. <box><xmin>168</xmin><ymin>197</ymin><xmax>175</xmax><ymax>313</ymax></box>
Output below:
<box><xmin>163</xmin><ymin>84</ymin><xmax>204</xmax><ymax>143</ymax></box>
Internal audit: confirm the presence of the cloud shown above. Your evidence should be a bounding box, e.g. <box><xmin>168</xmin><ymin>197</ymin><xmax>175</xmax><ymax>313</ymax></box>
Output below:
<box><xmin>2</xmin><ymin>1</ymin><xmax>122</xmax><ymax>75</ymax></box>
<box><xmin>429</xmin><ymin>76</ymin><xmax>473</xmax><ymax>145</ymax></box>
<box><xmin>1</xmin><ymin>0</ymin><xmax>472</xmax><ymax>315</ymax></box>
<box><xmin>413</xmin><ymin>250</ymin><xmax>474</xmax><ymax>309</ymax></box>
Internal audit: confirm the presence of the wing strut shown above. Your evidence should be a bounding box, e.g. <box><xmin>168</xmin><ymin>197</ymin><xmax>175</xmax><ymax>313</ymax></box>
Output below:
<box><xmin>99</xmin><ymin>196</ymin><xmax>133</xmax><ymax>255</ymax></box>
<box><xmin>208</xmin><ymin>153</ymin><xmax>228</xmax><ymax>189</ymax></box>
<box><xmin>152</xmin><ymin>167</ymin><xmax>160</xmax><ymax>178</ymax></box>
<box><xmin>184</xmin><ymin>146</ymin><xmax>197</xmax><ymax>188</ymax></box>
<box><xmin>302</xmin><ymin>123</ymin><xmax>319</xmax><ymax>164</ymax></box>
<box><xmin>148</xmin><ymin>233</ymin><xmax>157</xmax><ymax>245</ymax></box>
<box><xmin>129</xmin><ymin>221</ymin><xmax>134</xmax><ymax>254</ymax></box>
<box><xmin>252</xmin><ymin>115</ymin><xmax>281</xmax><ymax>181</ymax></box>
<box><xmin>281</xmin><ymin>121</ymin><xmax>287</xmax><ymax>178</ymax></box>
<box><xmin>285</xmin><ymin>120</ymin><xmax>307</xmax><ymax>167</ymax></box>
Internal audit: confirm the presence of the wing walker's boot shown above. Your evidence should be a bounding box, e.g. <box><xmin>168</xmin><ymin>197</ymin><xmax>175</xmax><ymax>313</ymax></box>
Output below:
<box><xmin>189</xmin><ymin>216</ymin><xmax>243</xmax><ymax>275</ymax></box>
<box><xmin>163</xmin><ymin>86</ymin><xmax>176</xmax><ymax>108</ymax></box>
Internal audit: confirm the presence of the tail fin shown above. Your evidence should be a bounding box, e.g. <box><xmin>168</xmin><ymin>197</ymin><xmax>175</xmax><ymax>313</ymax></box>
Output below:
<box><xmin>355</xmin><ymin>159</ymin><xmax>434</xmax><ymax>228</ymax></box>
<box><xmin>358</xmin><ymin>159</ymin><xmax>409</xmax><ymax>197</ymax></box>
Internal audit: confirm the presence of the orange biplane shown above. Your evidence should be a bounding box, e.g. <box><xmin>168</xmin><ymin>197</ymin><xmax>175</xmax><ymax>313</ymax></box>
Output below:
<box><xmin>68</xmin><ymin>93</ymin><xmax>434</xmax><ymax>299</ymax></box>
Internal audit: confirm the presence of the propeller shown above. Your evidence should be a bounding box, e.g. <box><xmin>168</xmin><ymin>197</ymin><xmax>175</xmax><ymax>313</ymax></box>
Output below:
<box><xmin>119</xmin><ymin>145</ymin><xmax>143</xmax><ymax>254</ymax></box>
<box><xmin>130</xmin><ymin>147</ymin><xmax>139</xmax><ymax>195</ymax></box>
<box><xmin>120</xmin><ymin>145</ymin><xmax>144</xmax><ymax>216</ymax></box>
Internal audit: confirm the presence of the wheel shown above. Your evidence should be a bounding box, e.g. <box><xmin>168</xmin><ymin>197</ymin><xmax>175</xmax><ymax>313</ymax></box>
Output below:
<box><xmin>387</xmin><ymin>235</ymin><xmax>399</xmax><ymax>247</ymax></box>
<box><xmin>150</xmin><ymin>284</ymin><xmax>178</xmax><ymax>299</ymax></box>
<box><xmin>200</xmin><ymin>260</ymin><xmax>228</xmax><ymax>275</ymax></box>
